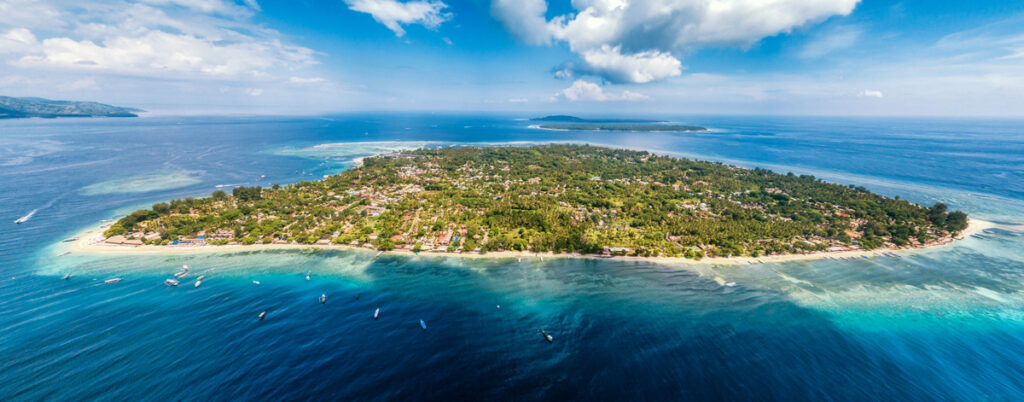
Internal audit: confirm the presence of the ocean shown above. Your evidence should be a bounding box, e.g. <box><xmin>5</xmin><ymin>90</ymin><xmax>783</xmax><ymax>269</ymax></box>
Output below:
<box><xmin>2</xmin><ymin>114</ymin><xmax>1024</xmax><ymax>400</ymax></box>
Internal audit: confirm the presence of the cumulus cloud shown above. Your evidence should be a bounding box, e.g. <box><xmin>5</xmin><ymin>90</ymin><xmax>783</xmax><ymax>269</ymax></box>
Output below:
<box><xmin>490</xmin><ymin>0</ymin><xmax>551</xmax><ymax>45</ymax></box>
<box><xmin>580</xmin><ymin>45</ymin><xmax>682</xmax><ymax>84</ymax></box>
<box><xmin>345</xmin><ymin>0</ymin><xmax>451</xmax><ymax>37</ymax></box>
<box><xmin>858</xmin><ymin>89</ymin><xmax>883</xmax><ymax>98</ymax></box>
<box><xmin>556</xmin><ymin>79</ymin><xmax>648</xmax><ymax>102</ymax></box>
<box><xmin>492</xmin><ymin>0</ymin><xmax>861</xmax><ymax>83</ymax></box>
<box><xmin>0</xmin><ymin>1</ymin><xmax>316</xmax><ymax>80</ymax></box>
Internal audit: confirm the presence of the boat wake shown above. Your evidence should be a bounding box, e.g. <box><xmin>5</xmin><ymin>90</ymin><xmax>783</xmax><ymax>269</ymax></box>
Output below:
<box><xmin>14</xmin><ymin>195</ymin><xmax>63</xmax><ymax>224</ymax></box>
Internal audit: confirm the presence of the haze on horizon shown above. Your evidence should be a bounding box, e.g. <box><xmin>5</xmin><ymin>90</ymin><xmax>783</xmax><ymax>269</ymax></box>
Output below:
<box><xmin>0</xmin><ymin>0</ymin><xmax>1022</xmax><ymax>117</ymax></box>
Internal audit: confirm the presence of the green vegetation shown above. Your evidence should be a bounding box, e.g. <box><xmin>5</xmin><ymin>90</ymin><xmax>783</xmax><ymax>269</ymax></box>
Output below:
<box><xmin>537</xmin><ymin>123</ymin><xmax>708</xmax><ymax>132</ymax></box>
<box><xmin>0</xmin><ymin>96</ymin><xmax>141</xmax><ymax>118</ymax></box>
<box><xmin>104</xmin><ymin>145</ymin><xmax>968</xmax><ymax>258</ymax></box>
<box><xmin>530</xmin><ymin>115</ymin><xmax>664</xmax><ymax>123</ymax></box>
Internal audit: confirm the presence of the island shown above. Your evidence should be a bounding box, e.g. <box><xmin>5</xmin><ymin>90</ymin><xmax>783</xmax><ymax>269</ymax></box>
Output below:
<box><xmin>91</xmin><ymin>145</ymin><xmax>971</xmax><ymax>261</ymax></box>
<box><xmin>0</xmin><ymin>96</ymin><xmax>142</xmax><ymax>118</ymax></box>
<box><xmin>530</xmin><ymin>115</ymin><xmax>665</xmax><ymax>123</ymax></box>
<box><xmin>530</xmin><ymin>115</ymin><xmax>706</xmax><ymax>132</ymax></box>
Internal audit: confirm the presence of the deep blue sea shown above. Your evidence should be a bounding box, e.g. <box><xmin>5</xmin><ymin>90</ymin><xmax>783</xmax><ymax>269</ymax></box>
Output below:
<box><xmin>2</xmin><ymin>114</ymin><xmax>1024</xmax><ymax>400</ymax></box>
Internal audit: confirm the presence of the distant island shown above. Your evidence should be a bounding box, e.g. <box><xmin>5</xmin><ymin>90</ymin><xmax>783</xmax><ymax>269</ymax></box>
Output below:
<box><xmin>537</xmin><ymin>123</ymin><xmax>708</xmax><ymax>132</ymax></box>
<box><xmin>530</xmin><ymin>115</ymin><xmax>665</xmax><ymax>123</ymax></box>
<box><xmin>91</xmin><ymin>145</ymin><xmax>970</xmax><ymax>261</ymax></box>
<box><xmin>0</xmin><ymin>96</ymin><xmax>142</xmax><ymax>119</ymax></box>
<box><xmin>530</xmin><ymin>115</ymin><xmax>706</xmax><ymax>132</ymax></box>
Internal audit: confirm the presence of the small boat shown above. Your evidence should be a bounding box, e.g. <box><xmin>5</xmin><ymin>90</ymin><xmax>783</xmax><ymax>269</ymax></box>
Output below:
<box><xmin>173</xmin><ymin>271</ymin><xmax>188</xmax><ymax>278</ymax></box>
<box><xmin>319</xmin><ymin>293</ymin><xmax>327</xmax><ymax>304</ymax></box>
<box><xmin>252</xmin><ymin>280</ymin><xmax>261</xmax><ymax>285</ymax></box>
<box><xmin>496</xmin><ymin>305</ymin><xmax>501</xmax><ymax>309</ymax></box>
<box><xmin>420</xmin><ymin>319</ymin><xmax>427</xmax><ymax>330</ymax></box>
<box><xmin>725</xmin><ymin>282</ymin><xmax>736</xmax><ymax>287</ymax></box>
<box><xmin>258</xmin><ymin>311</ymin><xmax>266</xmax><ymax>321</ymax></box>
<box><xmin>62</xmin><ymin>274</ymin><xmax>72</xmax><ymax>280</ymax></box>
<box><xmin>61</xmin><ymin>251</ymin><xmax>71</xmax><ymax>256</ymax></box>
<box><xmin>104</xmin><ymin>278</ymin><xmax>123</xmax><ymax>284</ymax></box>
<box><xmin>375</xmin><ymin>251</ymin><xmax>383</xmax><ymax>257</ymax></box>
<box><xmin>306</xmin><ymin>271</ymin><xmax>311</xmax><ymax>281</ymax></box>
<box><xmin>165</xmin><ymin>278</ymin><xmax>180</xmax><ymax>286</ymax></box>
<box><xmin>194</xmin><ymin>275</ymin><xmax>204</xmax><ymax>288</ymax></box>
<box><xmin>374</xmin><ymin>308</ymin><xmax>380</xmax><ymax>320</ymax></box>
<box><xmin>539</xmin><ymin>329</ymin><xmax>553</xmax><ymax>343</ymax></box>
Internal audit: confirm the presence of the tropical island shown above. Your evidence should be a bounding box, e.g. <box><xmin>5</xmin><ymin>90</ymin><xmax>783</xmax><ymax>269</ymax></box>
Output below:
<box><xmin>530</xmin><ymin>115</ymin><xmax>665</xmax><ymax>123</ymax></box>
<box><xmin>92</xmin><ymin>145</ymin><xmax>970</xmax><ymax>261</ymax></box>
<box><xmin>0</xmin><ymin>96</ymin><xmax>142</xmax><ymax>118</ymax></box>
<box><xmin>530</xmin><ymin>115</ymin><xmax>707</xmax><ymax>132</ymax></box>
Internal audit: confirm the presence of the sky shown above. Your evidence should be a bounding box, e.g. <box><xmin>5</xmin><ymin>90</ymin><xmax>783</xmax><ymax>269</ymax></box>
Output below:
<box><xmin>1</xmin><ymin>0</ymin><xmax>1023</xmax><ymax>117</ymax></box>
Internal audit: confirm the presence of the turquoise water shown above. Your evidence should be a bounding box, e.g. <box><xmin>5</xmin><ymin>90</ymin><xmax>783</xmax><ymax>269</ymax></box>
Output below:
<box><xmin>2</xmin><ymin>114</ymin><xmax>1024</xmax><ymax>399</ymax></box>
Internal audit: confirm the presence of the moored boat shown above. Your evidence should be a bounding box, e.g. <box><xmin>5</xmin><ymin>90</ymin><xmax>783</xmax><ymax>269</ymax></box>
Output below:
<box><xmin>104</xmin><ymin>278</ymin><xmax>122</xmax><ymax>284</ymax></box>
<box><xmin>165</xmin><ymin>278</ymin><xmax>179</xmax><ymax>286</ymax></box>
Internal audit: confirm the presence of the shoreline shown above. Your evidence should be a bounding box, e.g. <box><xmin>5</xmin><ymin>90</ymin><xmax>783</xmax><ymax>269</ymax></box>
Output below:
<box><xmin>64</xmin><ymin>218</ymin><xmax>995</xmax><ymax>265</ymax></box>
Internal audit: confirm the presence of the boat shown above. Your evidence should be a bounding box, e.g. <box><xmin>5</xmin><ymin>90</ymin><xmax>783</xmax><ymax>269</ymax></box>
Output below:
<box><xmin>252</xmin><ymin>280</ymin><xmax>261</xmax><ymax>285</ymax></box>
<box><xmin>62</xmin><ymin>274</ymin><xmax>72</xmax><ymax>280</ymax></box>
<box><xmin>725</xmin><ymin>282</ymin><xmax>737</xmax><ymax>287</ymax></box>
<box><xmin>319</xmin><ymin>293</ymin><xmax>327</xmax><ymax>304</ymax></box>
<box><xmin>306</xmin><ymin>271</ymin><xmax>311</xmax><ymax>280</ymax></box>
<box><xmin>165</xmin><ymin>278</ymin><xmax>180</xmax><ymax>286</ymax></box>
<box><xmin>104</xmin><ymin>278</ymin><xmax>122</xmax><ymax>284</ymax></box>
<box><xmin>539</xmin><ymin>329</ymin><xmax>553</xmax><ymax>343</ymax></box>
<box><xmin>258</xmin><ymin>311</ymin><xmax>266</xmax><ymax>321</ymax></box>
<box><xmin>374</xmin><ymin>308</ymin><xmax>380</xmax><ymax>320</ymax></box>
<box><xmin>375</xmin><ymin>251</ymin><xmax>383</xmax><ymax>257</ymax></box>
<box><xmin>62</xmin><ymin>238</ymin><xmax>78</xmax><ymax>243</ymax></box>
<box><xmin>194</xmin><ymin>275</ymin><xmax>204</xmax><ymax>288</ymax></box>
<box><xmin>61</xmin><ymin>251</ymin><xmax>71</xmax><ymax>256</ymax></box>
<box><xmin>174</xmin><ymin>271</ymin><xmax>188</xmax><ymax>278</ymax></box>
<box><xmin>420</xmin><ymin>319</ymin><xmax>427</xmax><ymax>330</ymax></box>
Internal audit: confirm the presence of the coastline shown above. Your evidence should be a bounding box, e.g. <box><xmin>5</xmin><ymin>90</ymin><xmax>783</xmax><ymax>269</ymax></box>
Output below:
<box><xmin>64</xmin><ymin>218</ymin><xmax>995</xmax><ymax>265</ymax></box>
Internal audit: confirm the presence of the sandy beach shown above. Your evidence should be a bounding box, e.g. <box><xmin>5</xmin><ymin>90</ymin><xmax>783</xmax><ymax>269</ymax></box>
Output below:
<box><xmin>64</xmin><ymin>218</ymin><xmax>995</xmax><ymax>265</ymax></box>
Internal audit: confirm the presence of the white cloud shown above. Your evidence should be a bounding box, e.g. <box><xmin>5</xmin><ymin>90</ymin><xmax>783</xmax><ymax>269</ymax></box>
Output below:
<box><xmin>345</xmin><ymin>0</ymin><xmax>451</xmax><ymax>37</ymax></box>
<box><xmin>246</xmin><ymin>88</ymin><xmax>263</xmax><ymax>96</ymax></box>
<box><xmin>557</xmin><ymin>79</ymin><xmax>648</xmax><ymax>102</ymax></box>
<box><xmin>858</xmin><ymin>89</ymin><xmax>883</xmax><ymax>98</ymax></box>
<box><xmin>0</xmin><ymin>28</ymin><xmax>38</xmax><ymax>54</ymax></box>
<box><xmin>490</xmin><ymin>0</ymin><xmax>551</xmax><ymax>45</ymax></box>
<box><xmin>289</xmin><ymin>76</ymin><xmax>326</xmax><ymax>84</ymax></box>
<box><xmin>580</xmin><ymin>45</ymin><xmax>682</xmax><ymax>84</ymax></box>
<box><xmin>493</xmin><ymin>0</ymin><xmax>861</xmax><ymax>83</ymax></box>
<box><xmin>508</xmin><ymin>97</ymin><xmax>528</xmax><ymax>103</ymax></box>
<box><xmin>0</xmin><ymin>1</ymin><xmax>317</xmax><ymax>80</ymax></box>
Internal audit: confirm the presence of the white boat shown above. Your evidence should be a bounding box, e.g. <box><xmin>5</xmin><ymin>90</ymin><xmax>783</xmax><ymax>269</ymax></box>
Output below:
<box><xmin>252</xmin><ymin>280</ymin><xmax>261</xmax><ymax>285</ymax></box>
<box><xmin>306</xmin><ymin>271</ymin><xmax>311</xmax><ymax>280</ymax></box>
<box><xmin>725</xmin><ymin>282</ymin><xmax>737</xmax><ymax>287</ymax></box>
<box><xmin>319</xmin><ymin>293</ymin><xmax>327</xmax><ymax>304</ymax></box>
<box><xmin>165</xmin><ymin>278</ymin><xmax>180</xmax><ymax>286</ymax></box>
<box><xmin>375</xmin><ymin>251</ymin><xmax>383</xmax><ymax>257</ymax></box>
<box><xmin>104</xmin><ymin>278</ymin><xmax>123</xmax><ymax>284</ymax></box>
<box><xmin>62</xmin><ymin>274</ymin><xmax>72</xmax><ymax>280</ymax></box>
<box><xmin>194</xmin><ymin>275</ymin><xmax>204</xmax><ymax>288</ymax></box>
<box><xmin>539</xmin><ymin>329</ymin><xmax>553</xmax><ymax>343</ymax></box>
<box><xmin>373</xmin><ymin>308</ymin><xmax>380</xmax><ymax>320</ymax></box>
<box><xmin>258</xmin><ymin>311</ymin><xmax>266</xmax><ymax>321</ymax></box>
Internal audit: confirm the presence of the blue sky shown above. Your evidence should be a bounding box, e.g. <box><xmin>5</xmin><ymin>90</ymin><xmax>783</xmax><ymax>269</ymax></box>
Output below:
<box><xmin>0</xmin><ymin>0</ymin><xmax>1023</xmax><ymax>116</ymax></box>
